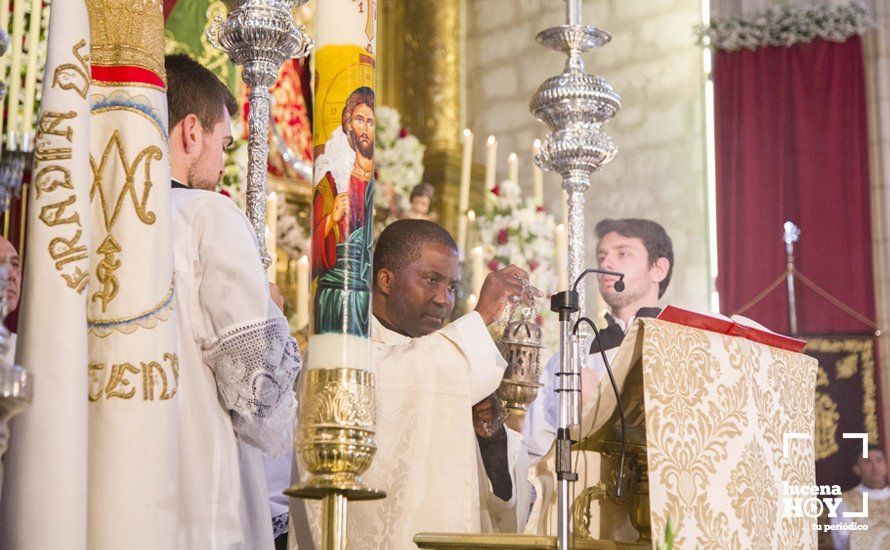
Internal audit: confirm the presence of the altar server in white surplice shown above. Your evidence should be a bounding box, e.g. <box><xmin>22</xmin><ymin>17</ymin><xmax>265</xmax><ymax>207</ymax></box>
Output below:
<box><xmin>290</xmin><ymin>219</ymin><xmax>538</xmax><ymax>550</ymax></box>
<box><xmin>166</xmin><ymin>55</ymin><xmax>302</xmax><ymax>550</ymax></box>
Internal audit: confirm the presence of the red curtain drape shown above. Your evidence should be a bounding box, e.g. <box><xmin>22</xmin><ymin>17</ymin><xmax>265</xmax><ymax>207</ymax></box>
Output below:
<box><xmin>714</xmin><ymin>36</ymin><xmax>875</xmax><ymax>335</ymax></box>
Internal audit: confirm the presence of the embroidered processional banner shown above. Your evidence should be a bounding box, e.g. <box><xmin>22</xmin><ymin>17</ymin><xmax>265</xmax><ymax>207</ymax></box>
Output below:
<box><xmin>2</xmin><ymin>1</ymin><xmax>178</xmax><ymax>549</ymax></box>
<box><xmin>84</xmin><ymin>1</ymin><xmax>179</xmax><ymax>547</ymax></box>
<box><xmin>804</xmin><ymin>336</ymin><xmax>880</xmax><ymax>489</ymax></box>
<box><xmin>636</xmin><ymin>319</ymin><xmax>818</xmax><ymax>548</ymax></box>
<box><xmin>0</xmin><ymin>1</ymin><xmax>92</xmax><ymax>547</ymax></box>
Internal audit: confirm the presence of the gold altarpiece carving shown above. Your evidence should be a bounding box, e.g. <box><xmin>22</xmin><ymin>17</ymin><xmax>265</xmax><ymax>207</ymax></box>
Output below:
<box><xmin>378</xmin><ymin>0</ymin><xmax>485</xmax><ymax>238</ymax></box>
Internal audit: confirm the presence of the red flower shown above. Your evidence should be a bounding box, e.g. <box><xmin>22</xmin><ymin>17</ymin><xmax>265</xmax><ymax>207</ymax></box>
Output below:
<box><xmin>487</xmin><ymin>260</ymin><xmax>500</xmax><ymax>272</ymax></box>
<box><xmin>536</xmin><ymin>205</ymin><xmax>545</xmax><ymax>213</ymax></box>
<box><xmin>491</xmin><ymin>185</ymin><xmax>501</xmax><ymax>196</ymax></box>
<box><xmin>399</xmin><ymin>127</ymin><xmax>409</xmax><ymax>138</ymax></box>
<box><xmin>219</xmin><ymin>188</ymin><xmax>232</xmax><ymax>198</ymax></box>
<box><xmin>497</xmin><ymin>229</ymin><xmax>509</xmax><ymax>245</ymax></box>
<box><xmin>535</xmin><ymin>314</ymin><xmax>543</xmax><ymax>326</ymax></box>
<box><xmin>529</xmin><ymin>260</ymin><xmax>539</xmax><ymax>272</ymax></box>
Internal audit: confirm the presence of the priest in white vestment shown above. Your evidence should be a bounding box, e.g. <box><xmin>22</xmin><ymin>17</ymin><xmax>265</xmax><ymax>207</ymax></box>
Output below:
<box><xmin>831</xmin><ymin>446</ymin><xmax>890</xmax><ymax>549</ymax></box>
<box><xmin>167</xmin><ymin>55</ymin><xmax>302</xmax><ymax>550</ymax></box>
<box><xmin>290</xmin><ymin>219</ymin><xmax>538</xmax><ymax>549</ymax></box>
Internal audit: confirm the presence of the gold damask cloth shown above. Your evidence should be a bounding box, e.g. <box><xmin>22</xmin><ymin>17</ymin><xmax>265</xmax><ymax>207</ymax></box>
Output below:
<box><xmin>637</xmin><ymin>318</ymin><xmax>818</xmax><ymax>548</ymax></box>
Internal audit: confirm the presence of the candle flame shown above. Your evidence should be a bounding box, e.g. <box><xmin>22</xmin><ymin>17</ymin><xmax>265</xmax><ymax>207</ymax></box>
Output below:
<box><xmin>487</xmin><ymin>135</ymin><xmax>496</xmax><ymax>145</ymax></box>
<box><xmin>467</xmin><ymin>209</ymin><xmax>476</xmax><ymax>221</ymax></box>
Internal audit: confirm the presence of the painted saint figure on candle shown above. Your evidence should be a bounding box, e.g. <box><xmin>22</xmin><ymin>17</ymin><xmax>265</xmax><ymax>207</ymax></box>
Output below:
<box><xmin>311</xmin><ymin>86</ymin><xmax>375</xmax><ymax>337</ymax></box>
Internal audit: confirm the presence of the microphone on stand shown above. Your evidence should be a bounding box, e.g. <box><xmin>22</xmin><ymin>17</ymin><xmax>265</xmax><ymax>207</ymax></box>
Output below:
<box><xmin>571</xmin><ymin>267</ymin><xmax>625</xmax><ymax>294</ymax></box>
<box><xmin>570</xmin><ymin>267</ymin><xmax>627</xmax><ymax>497</ymax></box>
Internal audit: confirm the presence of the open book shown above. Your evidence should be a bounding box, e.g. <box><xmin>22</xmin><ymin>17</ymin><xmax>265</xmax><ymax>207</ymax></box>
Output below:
<box><xmin>656</xmin><ymin>305</ymin><xmax>807</xmax><ymax>353</ymax></box>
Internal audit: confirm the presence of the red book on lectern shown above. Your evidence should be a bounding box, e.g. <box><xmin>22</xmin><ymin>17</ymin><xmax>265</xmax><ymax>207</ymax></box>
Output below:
<box><xmin>657</xmin><ymin>305</ymin><xmax>807</xmax><ymax>353</ymax></box>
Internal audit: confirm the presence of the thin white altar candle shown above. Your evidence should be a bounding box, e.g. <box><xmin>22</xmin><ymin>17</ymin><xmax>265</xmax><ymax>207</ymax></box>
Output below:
<box><xmin>508</xmin><ymin>152</ymin><xmax>518</xmax><ymax>187</ymax></box>
<box><xmin>0</xmin><ymin>0</ymin><xmax>10</xmax><ymax>79</ymax></box>
<box><xmin>532</xmin><ymin>139</ymin><xmax>543</xmax><ymax>206</ymax></box>
<box><xmin>21</xmin><ymin>0</ymin><xmax>44</xmax><ymax>148</ymax></box>
<box><xmin>484</xmin><ymin>135</ymin><xmax>497</xmax><ymax>192</ymax></box>
<box><xmin>0</xmin><ymin>0</ymin><xmax>11</xmax><ymax>148</ymax></box>
<box><xmin>555</xmin><ymin>224</ymin><xmax>568</xmax><ymax>290</ymax></box>
<box><xmin>296</xmin><ymin>255</ymin><xmax>310</xmax><ymax>329</ymax></box>
<box><xmin>7</xmin><ymin>0</ymin><xmax>27</xmax><ymax>148</ymax></box>
<box><xmin>471</xmin><ymin>246</ymin><xmax>485</xmax><ymax>297</ymax></box>
<box><xmin>456</xmin><ymin>129</ymin><xmax>473</xmax><ymax>258</ymax></box>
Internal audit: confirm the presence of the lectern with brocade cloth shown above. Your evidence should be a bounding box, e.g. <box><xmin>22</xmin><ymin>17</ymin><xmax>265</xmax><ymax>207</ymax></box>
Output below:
<box><xmin>417</xmin><ymin>317</ymin><xmax>818</xmax><ymax>549</ymax></box>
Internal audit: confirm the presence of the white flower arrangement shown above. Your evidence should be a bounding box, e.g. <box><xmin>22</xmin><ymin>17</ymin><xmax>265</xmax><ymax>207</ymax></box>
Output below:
<box><xmin>373</xmin><ymin>105</ymin><xmax>426</xmax><ymax>215</ymax></box>
<box><xmin>699</xmin><ymin>0</ymin><xmax>875</xmax><ymax>52</ymax></box>
<box><xmin>477</xmin><ymin>179</ymin><xmax>558</xmax><ymax>297</ymax></box>
<box><xmin>476</xmin><ymin>178</ymin><xmax>560</xmax><ymax>357</ymax></box>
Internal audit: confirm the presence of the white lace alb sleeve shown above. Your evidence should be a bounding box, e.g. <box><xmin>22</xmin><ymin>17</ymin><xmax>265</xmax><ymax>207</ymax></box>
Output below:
<box><xmin>194</xmin><ymin>194</ymin><xmax>303</xmax><ymax>456</ymax></box>
<box><xmin>205</xmin><ymin>317</ymin><xmax>301</xmax><ymax>456</ymax></box>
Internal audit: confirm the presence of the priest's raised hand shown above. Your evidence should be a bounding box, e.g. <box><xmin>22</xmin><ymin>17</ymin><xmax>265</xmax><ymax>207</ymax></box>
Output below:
<box><xmin>475</xmin><ymin>265</ymin><xmax>544</xmax><ymax>325</ymax></box>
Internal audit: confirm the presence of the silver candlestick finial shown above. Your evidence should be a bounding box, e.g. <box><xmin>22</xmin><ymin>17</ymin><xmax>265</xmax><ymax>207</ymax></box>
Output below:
<box><xmin>529</xmin><ymin>2</ymin><xmax>622</xmax><ymax>547</ymax></box>
<box><xmin>208</xmin><ymin>0</ymin><xmax>314</xmax><ymax>268</ymax></box>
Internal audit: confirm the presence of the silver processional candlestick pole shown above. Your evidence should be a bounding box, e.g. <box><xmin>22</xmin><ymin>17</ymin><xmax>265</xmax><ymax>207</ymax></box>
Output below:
<box><xmin>783</xmin><ymin>221</ymin><xmax>801</xmax><ymax>336</ymax></box>
<box><xmin>209</xmin><ymin>0</ymin><xmax>314</xmax><ymax>268</ymax></box>
<box><xmin>529</xmin><ymin>1</ymin><xmax>621</xmax><ymax>548</ymax></box>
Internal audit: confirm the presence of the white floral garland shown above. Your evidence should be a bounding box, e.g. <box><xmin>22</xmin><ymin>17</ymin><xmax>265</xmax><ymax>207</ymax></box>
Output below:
<box><xmin>374</xmin><ymin>105</ymin><xmax>426</xmax><ymax>214</ymax></box>
<box><xmin>699</xmin><ymin>0</ymin><xmax>875</xmax><ymax>52</ymax></box>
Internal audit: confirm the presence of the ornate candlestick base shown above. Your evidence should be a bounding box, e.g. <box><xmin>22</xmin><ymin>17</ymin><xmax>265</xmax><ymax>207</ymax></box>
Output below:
<box><xmin>285</xmin><ymin>368</ymin><xmax>385</xmax><ymax>548</ymax></box>
<box><xmin>285</xmin><ymin>368</ymin><xmax>385</xmax><ymax>500</ymax></box>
